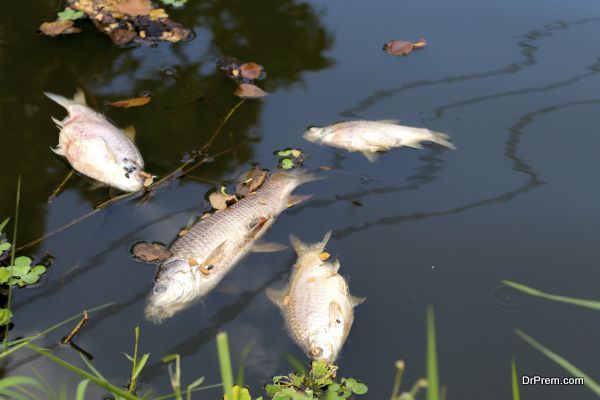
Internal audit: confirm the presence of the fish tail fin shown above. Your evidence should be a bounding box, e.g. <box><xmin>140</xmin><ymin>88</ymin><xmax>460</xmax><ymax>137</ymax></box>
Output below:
<box><xmin>44</xmin><ymin>88</ymin><xmax>87</xmax><ymax>109</ymax></box>
<box><xmin>289</xmin><ymin>231</ymin><xmax>332</xmax><ymax>258</ymax></box>
<box><xmin>425</xmin><ymin>130</ymin><xmax>455</xmax><ymax>149</ymax></box>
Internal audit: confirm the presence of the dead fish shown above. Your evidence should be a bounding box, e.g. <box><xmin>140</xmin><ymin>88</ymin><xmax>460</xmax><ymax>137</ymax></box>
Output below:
<box><xmin>303</xmin><ymin>120</ymin><xmax>455</xmax><ymax>162</ymax></box>
<box><xmin>266</xmin><ymin>232</ymin><xmax>364</xmax><ymax>363</ymax></box>
<box><xmin>45</xmin><ymin>89</ymin><xmax>148</xmax><ymax>192</ymax></box>
<box><xmin>145</xmin><ymin>170</ymin><xmax>320</xmax><ymax>322</ymax></box>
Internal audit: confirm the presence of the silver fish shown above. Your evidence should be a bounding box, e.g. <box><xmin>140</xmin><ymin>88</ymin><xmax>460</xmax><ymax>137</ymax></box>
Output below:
<box><xmin>304</xmin><ymin>119</ymin><xmax>455</xmax><ymax>161</ymax></box>
<box><xmin>145</xmin><ymin>170</ymin><xmax>319</xmax><ymax>322</ymax></box>
<box><xmin>267</xmin><ymin>232</ymin><xmax>364</xmax><ymax>363</ymax></box>
<box><xmin>45</xmin><ymin>89</ymin><xmax>147</xmax><ymax>192</ymax></box>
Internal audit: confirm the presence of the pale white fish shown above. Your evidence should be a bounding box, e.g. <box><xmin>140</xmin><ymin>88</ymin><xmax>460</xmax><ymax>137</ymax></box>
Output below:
<box><xmin>145</xmin><ymin>170</ymin><xmax>321</xmax><ymax>323</ymax></box>
<box><xmin>45</xmin><ymin>89</ymin><xmax>148</xmax><ymax>192</ymax></box>
<box><xmin>267</xmin><ymin>232</ymin><xmax>364</xmax><ymax>363</ymax></box>
<box><xmin>303</xmin><ymin>119</ymin><xmax>455</xmax><ymax>161</ymax></box>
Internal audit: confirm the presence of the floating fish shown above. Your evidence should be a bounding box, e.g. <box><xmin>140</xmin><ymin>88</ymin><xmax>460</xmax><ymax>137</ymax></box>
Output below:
<box><xmin>267</xmin><ymin>232</ymin><xmax>364</xmax><ymax>363</ymax></box>
<box><xmin>45</xmin><ymin>89</ymin><xmax>148</xmax><ymax>191</ymax></box>
<box><xmin>145</xmin><ymin>170</ymin><xmax>320</xmax><ymax>322</ymax></box>
<box><xmin>303</xmin><ymin>120</ymin><xmax>455</xmax><ymax>161</ymax></box>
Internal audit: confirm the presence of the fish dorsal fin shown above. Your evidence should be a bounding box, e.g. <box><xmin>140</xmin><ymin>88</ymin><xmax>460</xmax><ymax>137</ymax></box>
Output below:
<box><xmin>251</xmin><ymin>240</ymin><xmax>288</xmax><ymax>253</ymax></box>
<box><xmin>123</xmin><ymin>125</ymin><xmax>137</xmax><ymax>142</ymax></box>
<box><xmin>361</xmin><ymin>151</ymin><xmax>380</xmax><ymax>162</ymax></box>
<box><xmin>329</xmin><ymin>301</ymin><xmax>344</xmax><ymax>327</ymax></box>
<box><xmin>200</xmin><ymin>240</ymin><xmax>228</xmax><ymax>270</ymax></box>
<box><xmin>265</xmin><ymin>287</ymin><xmax>287</xmax><ymax>307</ymax></box>
<box><xmin>290</xmin><ymin>231</ymin><xmax>332</xmax><ymax>257</ymax></box>
<box><xmin>289</xmin><ymin>234</ymin><xmax>308</xmax><ymax>256</ymax></box>
<box><xmin>375</xmin><ymin>119</ymin><xmax>400</xmax><ymax>125</ymax></box>
<box><xmin>327</xmin><ymin>259</ymin><xmax>340</xmax><ymax>273</ymax></box>
<box><xmin>73</xmin><ymin>88</ymin><xmax>87</xmax><ymax>105</ymax></box>
<box><xmin>351</xmin><ymin>295</ymin><xmax>366</xmax><ymax>307</ymax></box>
<box><xmin>51</xmin><ymin>116</ymin><xmax>64</xmax><ymax>128</ymax></box>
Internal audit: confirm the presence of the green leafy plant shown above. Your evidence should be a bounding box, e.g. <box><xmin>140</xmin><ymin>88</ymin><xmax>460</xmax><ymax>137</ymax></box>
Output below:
<box><xmin>265</xmin><ymin>360</ymin><xmax>367</xmax><ymax>399</ymax></box>
<box><xmin>275</xmin><ymin>148</ymin><xmax>306</xmax><ymax>170</ymax></box>
<box><xmin>57</xmin><ymin>8</ymin><xmax>85</xmax><ymax>21</ymax></box>
<box><xmin>0</xmin><ymin>256</ymin><xmax>46</xmax><ymax>287</ymax></box>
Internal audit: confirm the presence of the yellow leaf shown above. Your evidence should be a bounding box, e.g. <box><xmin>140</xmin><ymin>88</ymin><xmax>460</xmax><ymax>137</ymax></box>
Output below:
<box><xmin>291</xmin><ymin>149</ymin><xmax>302</xmax><ymax>158</ymax></box>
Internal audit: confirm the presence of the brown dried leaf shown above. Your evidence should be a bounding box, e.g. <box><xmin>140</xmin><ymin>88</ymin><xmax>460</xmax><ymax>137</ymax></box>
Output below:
<box><xmin>240</xmin><ymin>62</ymin><xmax>264</xmax><ymax>80</ymax></box>
<box><xmin>383</xmin><ymin>40</ymin><xmax>414</xmax><ymax>56</ymax></box>
<box><xmin>107</xmin><ymin>96</ymin><xmax>151</xmax><ymax>108</ymax></box>
<box><xmin>208</xmin><ymin>190</ymin><xmax>237</xmax><ymax>210</ymax></box>
<box><xmin>39</xmin><ymin>20</ymin><xmax>81</xmax><ymax>36</ymax></box>
<box><xmin>234</xmin><ymin>83</ymin><xmax>268</xmax><ymax>99</ymax></box>
<box><xmin>149</xmin><ymin>8</ymin><xmax>168</xmax><ymax>21</ymax></box>
<box><xmin>131</xmin><ymin>242</ymin><xmax>172</xmax><ymax>264</ymax></box>
<box><xmin>115</xmin><ymin>0</ymin><xmax>153</xmax><ymax>16</ymax></box>
<box><xmin>235</xmin><ymin>168</ymin><xmax>268</xmax><ymax>197</ymax></box>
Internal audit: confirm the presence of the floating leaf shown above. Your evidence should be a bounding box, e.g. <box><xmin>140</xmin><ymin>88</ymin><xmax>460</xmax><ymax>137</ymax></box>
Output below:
<box><xmin>280</xmin><ymin>158</ymin><xmax>294</xmax><ymax>170</ymax></box>
<box><xmin>39</xmin><ymin>20</ymin><xmax>82</xmax><ymax>36</ymax></box>
<box><xmin>235</xmin><ymin>168</ymin><xmax>267</xmax><ymax>197</ymax></box>
<box><xmin>240</xmin><ymin>62</ymin><xmax>265</xmax><ymax>80</ymax></box>
<box><xmin>20</xmin><ymin>273</ymin><xmax>40</xmax><ymax>285</ymax></box>
<box><xmin>0</xmin><ymin>242</ymin><xmax>11</xmax><ymax>252</ymax></box>
<box><xmin>234</xmin><ymin>83</ymin><xmax>268</xmax><ymax>99</ymax></box>
<box><xmin>14</xmin><ymin>256</ymin><xmax>31</xmax><ymax>268</ymax></box>
<box><xmin>383</xmin><ymin>40</ymin><xmax>414</xmax><ymax>56</ymax></box>
<box><xmin>107</xmin><ymin>96</ymin><xmax>151</xmax><ymax>108</ymax></box>
<box><xmin>32</xmin><ymin>265</ymin><xmax>47</xmax><ymax>275</ymax></box>
<box><xmin>57</xmin><ymin>8</ymin><xmax>85</xmax><ymax>21</ymax></box>
<box><xmin>131</xmin><ymin>242</ymin><xmax>172</xmax><ymax>264</ymax></box>
<box><xmin>277</xmin><ymin>149</ymin><xmax>292</xmax><ymax>156</ymax></box>
<box><xmin>291</xmin><ymin>149</ymin><xmax>302</xmax><ymax>158</ymax></box>
<box><xmin>115</xmin><ymin>0</ymin><xmax>153</xmax><ymax>16</ymax></box>
<box><xmin>208</xmin><ymin>189</ymin><xmax>237</xmax><ymax>210</ymax></box>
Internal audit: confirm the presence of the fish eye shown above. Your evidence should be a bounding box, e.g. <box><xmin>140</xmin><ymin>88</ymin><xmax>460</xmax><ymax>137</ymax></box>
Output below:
<box><xmin>153</xmin><ymin>284</ymin><xmax>167</xmax><ymax>294</ymax></box>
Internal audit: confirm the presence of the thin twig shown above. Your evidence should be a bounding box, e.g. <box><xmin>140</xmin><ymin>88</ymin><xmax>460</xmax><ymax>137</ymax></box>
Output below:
<box><xmin>3</xmin><ymin>176</ymin><xmax>20</xmax><ymax>350</ymax></box>
<box><xmin>201</xmin><ymin>99</ymin><xmax>245</xmax><ymax>152</ymax></box>
<box><xmin>48</xmin><ymin>169</ymin><xmax>75</xmax><ymax>203</ymax></box>
<box><xmin>61</xmin><ymin>310</ymin><xmax>89</xmax><ymax>344</ymax></box>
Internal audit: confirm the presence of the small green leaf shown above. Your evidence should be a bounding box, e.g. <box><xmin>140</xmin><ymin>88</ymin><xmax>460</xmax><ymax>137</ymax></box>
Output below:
<box><xmin>0</xmin><ymin>267</ymin><xmax>11</xmax><ymax>283</ymax></box>
<box><xmin>0</xmin><ymin>308</ymin><xmax>12</xmax><ymax>326</ymax></box>
<box><xmin>20</xmin><ymin>273</ymin><xmax>40</xmax><ymax>285</ymax></box>
<box><xmin>32</xmin><ymin>265</ymin><xmax>47</xmax><ymax>275</ymax></box>
<box><xmin>0</xmin><ymin>242</ymin><xmax>11</xmax><ymax>252</ymax></box>
<box><xmin>57</xmin><ymin>8</ymin><xmax>85</xmax><ymax>21</ymax></box>
<box><xmin>7</xmin><ymin>277</ymin><xmax>19</xmax><ymax>286</ymax></box>
<box><xmin>10</xmin><ymin>264</ymin><xmax>30</xmax><ymax>277</ymax></box>
<box><xmin>132</xmin><ymin>353</ymin><xmax>150</xmax><ymax>379</ymax></box>
<box><xmin>349</xmin><ymin>382</ymin><xmax>367</xmax><ymax>394</ymax></box>
<box><xmin>277</xmin><ymin>149</ymin><xmax>292</xmax><ymax>156</ymax></box>
<box><xmin>290</xmin><ymin>149</ymin><xmax>302</xmax><ymax>158</ymax></box>
<box><xmin>280</xmin><ymin>158</ymin><xmax>294</xmax><ymax>170</ymax></box>
<box><xmin>14</xmin><ymin>256</ymin><xmax>32</xmax><ymax>268</ymax></box>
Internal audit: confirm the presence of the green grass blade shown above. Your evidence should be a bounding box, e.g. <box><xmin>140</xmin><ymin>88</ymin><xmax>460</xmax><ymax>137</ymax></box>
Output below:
<box><xmin>76</xmin><ymin>380</ymin><xmax>90</xmax><ymax>400</ymax></box>
<box><xmin>0</xmin><ymin>388</ymin><xmax>31</xmax><ymax>400</ymax></box>
<box><xmin>516</xmin><ymin>329</ymin><xmax>600</xmax><ymax>395</ymax></box>
<box><xmin>426</xmin><ymin>305</ymin><xmax>439</xmax><ymax>400</ymax></box>
<box><xmin>186</xmin><ymin>377</ymin><xmax>205</xmax><ymax>400</ymax></box>
<box><xmin>80</xmin><ymin>353</ymin><xmax>107</xmax><ymax>381</ymax></box>
<box><xmin>236</xmin><ymin>339</ymin><xmax>255</xmax><ymax>387</ymax></box>
<box><xmin>133</xmin><ymin>353</ymin><xmax>150</xmax><ymax>380</ymax></box>
<box><xmin>511</xmin><ymin>359</ymin><xmax>520</xmax><ymax>400</ymax></box>
<box><xmin>0</xmin><ymin>218</ymin><xmax>9</xmax><ymax>234</ymax></box>
<box><xmin>27</xmin><ymin>344</ymin><xmax>141</xmax><ymax>400</ymax></box>
<box><xmin>0</xmin><ymin>376</ymin><xmax>42</xmax><ymax>389</ymax></box>
<box><xmin>216</xmin><ymin>332</ymin><xmax>234</xmax><ymax>400</ymax></box>
<box><xmin>503</xmin><ymin>280</ymin><xmax>600</xmax><ymax>310</ymax></box>
<box><xmin>284</xmin><ymin>353</ymin><xmax>308</xmax><ymax>375</ymax></box>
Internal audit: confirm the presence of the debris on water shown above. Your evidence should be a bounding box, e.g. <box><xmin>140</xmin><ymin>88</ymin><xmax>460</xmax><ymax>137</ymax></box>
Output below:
<box><xmin>383</xmin><ymin>38</ymin><xmax>427</xmax><ymax>56</ymax></box>
<box><xmin>335</xmin><ymin>194</ymin><xmax>363</xmax><ymax>207</ymax></box>
<box><xmin>208</xmin><ymin>187</ymin><xmax>238</xmax><ymax>210</ymax></box>
<box><xmin>217</xmin><ymin>56</ymin><xmax>268</xmax><ymax>98</ymax></box>
<box><xmin>131</xmin><ymin>241</ymin><xmax>172</xmax><ymax>264</ymax></box>
<box><xmin>139</xmin><ymin>171</ymin><xmax>155</xmax><ymax>187</ymax></box>
<box><xmin>39</xmin><ymin>0</ymin><xmax>192</xmax><ymax>45</ymax></box>
<box><xmin>107</xmin><ymin>95</ymin><xmax>152</xmax><ymax>108</ymax></box>
<box><xmin>39</xmin><ymin>20</ymin><xmax>82</xmax><ymax>36</ymax></box>
<box><xmin>275</xmin><ymin>148</ymin><xmax>307</xmax><ymax>170</ymax></box>
<box><xmin>234</xmin><ymin>83</ymin><xmax>268</xmax><ymax>99</ymax></box>
<box><xmin>235</xmin><ymin>167</ymin><xmax>268</xmax><ymax>197</ymax></box>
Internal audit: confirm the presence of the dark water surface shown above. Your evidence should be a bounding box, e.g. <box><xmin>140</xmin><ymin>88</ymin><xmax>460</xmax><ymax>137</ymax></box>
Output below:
<box><xmin>2</xmin><ymin>0</ymin><xmax>600</xmax><ymax>398</ymax></box>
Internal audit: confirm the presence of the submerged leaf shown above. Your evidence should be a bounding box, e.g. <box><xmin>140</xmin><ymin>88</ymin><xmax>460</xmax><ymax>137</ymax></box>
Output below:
<box><xmin>107</xmin><ymin>96</ymin><xmax>151</xmax><ymax>108</ymax></box>
<box><xmin>234</xmin><ymin>83</ymin><xmax>268</xmax><ymax>99</ymax></box>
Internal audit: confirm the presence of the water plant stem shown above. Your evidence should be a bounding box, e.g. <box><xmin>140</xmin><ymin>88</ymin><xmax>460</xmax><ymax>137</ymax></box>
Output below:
<box><xmin>48</xmin><ymin>169</ymin><xmax>75</xmax><ymax>202</ymax></box>
<box><xmin>3</xmin><ymin>176</ymin><xmax>20</xmax><ymax>351</ymax></box>
<box><xmin>62</xmin><ymin>310</ymin><xmax>89</xmax><ymax>344</ymax></box>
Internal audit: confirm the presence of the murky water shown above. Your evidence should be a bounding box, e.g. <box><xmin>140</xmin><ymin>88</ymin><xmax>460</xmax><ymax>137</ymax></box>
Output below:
<box><xmin>2</xmin><ymin>0</ymin><xmax>600</xmax><ymax>398</ymax></box>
